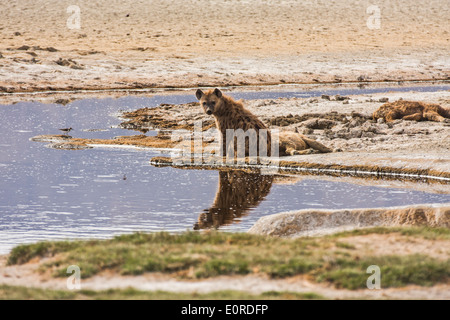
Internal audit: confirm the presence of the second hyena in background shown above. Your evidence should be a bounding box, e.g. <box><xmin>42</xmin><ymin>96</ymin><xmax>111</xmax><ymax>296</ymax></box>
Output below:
<box><xmin>195</xmin><ymin>88</ymin><xmax>332</xmax><ymax>158</ymax></box>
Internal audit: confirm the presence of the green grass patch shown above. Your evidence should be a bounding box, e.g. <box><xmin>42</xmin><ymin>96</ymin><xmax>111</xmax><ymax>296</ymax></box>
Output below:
<box><xmin>0</xmin><ymin>284</ymin><xmax>78</xmax><ymax>300</ymax></box>
<box><xmin>0</xmin><ymin>285</ymin><xmax>325</xmax><ymax>300</ymax></box>
<box><xmin>7</xmin><ymin>241</ymin><xmax>79</xmax><ymax>265</ymax></box>
<box><xmin>316</xmin><ymin>254</ymin><xmax>450</xmax><ymax>289</ymax></box>
<box><xmin>329</xmin><ymin>226</ymin><xmax>450</xmax><ymax>240</ymax></box>
<box><xmin>6</xmin><ymin>227</ymin><xmax>450</xmax><ymax>290</ymax></box>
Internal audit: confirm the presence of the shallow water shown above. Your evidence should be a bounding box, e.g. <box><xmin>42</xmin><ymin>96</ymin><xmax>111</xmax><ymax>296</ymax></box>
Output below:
<box><xmin>0</xmin><ymin>86</ymin><xmax>449</xmax><ymax>253</ymax></box>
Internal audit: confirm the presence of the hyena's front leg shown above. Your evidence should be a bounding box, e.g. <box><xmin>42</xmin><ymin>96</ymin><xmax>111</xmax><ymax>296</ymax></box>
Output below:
<box><xmin>300</xmin><ymin>135</ymin><xmax>333</xmax><ymax>153</ymax></box>
<box><xmin>402</xmin><ymin>113</ymin><xmax>423</xmax><ymax>121</ymax></box>
<box><xmin>286</xmin><ymin>147</ymin><xmax>315</xmax><ymax>155</ymax></box>
<box><xmin>423</xmin><ymin>111</ymin><xmax>447</xmax><ymax>122</ymax></box>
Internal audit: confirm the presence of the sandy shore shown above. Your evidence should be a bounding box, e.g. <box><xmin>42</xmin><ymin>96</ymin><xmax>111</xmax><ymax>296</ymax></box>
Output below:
<box><xmin>1</xmin><ymin>0</ymin><xmax>449</xmax><ymax>92</ymax></box>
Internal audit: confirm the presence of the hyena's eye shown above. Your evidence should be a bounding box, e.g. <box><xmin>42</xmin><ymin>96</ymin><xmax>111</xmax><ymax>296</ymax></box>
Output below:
<box><xmin>202</xmin><ymin>102</ymin><xmax>207</xmax><ymax>106</ymax></box>
<box><xmin>210</xmin><ymin>102</ymin><xmax>215</xmax><ymax>106</ymax></box>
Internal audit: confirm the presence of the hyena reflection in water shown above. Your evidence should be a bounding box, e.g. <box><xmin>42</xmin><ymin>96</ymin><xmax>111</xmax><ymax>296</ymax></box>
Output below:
<box><xmin>194</xmin><ymin>170</ymin><xmax>273</xmax><ymax>230</ymax></box>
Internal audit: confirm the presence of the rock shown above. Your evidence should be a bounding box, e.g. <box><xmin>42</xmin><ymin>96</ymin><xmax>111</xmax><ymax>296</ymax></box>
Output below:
<box><xmin>54</xmin><ymin>99</ymin><xmax>72</xmax><ymax>105</ymax></box>
<box><xmin>334</xmin><ymin>95</ymin><xmax>349</xmax><ymax>101</ymax></box>
<box><xmin>301</xmin><ymin>118</ymin><xmax>336</xmax><ymax>130</ymax></box>
<box><xmin>347</xmin><ymin>118</ymin><xmax>365</xmax><ymax>128</ymax></box>
<box><xmin>361</xmin><ymin>123</ymin><xmax>380</xmax><ymax>133</ymax></box>
<box><xmin>70</xmin><ymin>64</ymin><xmax>85</xmax><ymax>70</ymax></box>
<box><xmin>361</xmin><ymin>131</ymin><xmax>375</xmax><ymax>138</ymax></box>
<box><xmin>248</xmin><ymin>204</ymin><xmax>450</xmax><ymax>237</ymax></box>
<box><xmin>350</xmin><ymin>111</ymin><xmax>368</xmax><ymax>119</ymax></box>
<box><xmin>46</xmin><ymin>47</ymin><xmax>58</xmax><ymax>52</ymax></box>
<box><xmin>379</xmin><ymin>97</ymin><xmax>389</xmax><ymax>103</ymax></box>
<box><xmin>46</xmin><ymin>142</ymin><xmax>92</xmax><ymax>150</ymax></box>
<box><xmin>56</xmin><ymin>58</ymin><xmax>84</xmax><ymax>69</ymax></box>
<box><xmin>377</xmin><ymin>123</ymin><xmax>389</xmax><ymax>131</ymax></box>
<box><xmin>17</xmin><ymin>45</ymin><xmax>30</xmax><ymax>50</ymax></box>
<box><xmin>30</xmin><ymin>134</ymin><xmax>72</xmax><ymax>142</ymax></box>
<box><xmin>404</xmin><ymin>128</ymin><xmax>430</xmax><ymax>135</ymax></box>
<box><xmin>349</xmin><ymin>128</ymin><xmax>363</xmax><ymax>138</ymax></box>
<box><xmin>55</xmin><ymin>58</ymin><xmax>71</xmax><ymax>66</ymax></box>
<box><xmin>321</xmin><ymin>94</ymin><xmax>331</xmax><ymax>100</ymax></box>
<box><xmin>300</xmin><ymin>128</ymin><xmax>314</xmax><ymax>135</ymax></box>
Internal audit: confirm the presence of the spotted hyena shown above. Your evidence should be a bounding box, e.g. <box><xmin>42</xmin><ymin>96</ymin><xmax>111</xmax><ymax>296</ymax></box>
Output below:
<box><xmin>373</xmin><ymin>100</ymin><xmax>450</xmax><ymax>122</ymax></box>
<box><xmin>195</xmin><ymin>88</ymin><xmax>332</xmax><ymax>157</ymax></box>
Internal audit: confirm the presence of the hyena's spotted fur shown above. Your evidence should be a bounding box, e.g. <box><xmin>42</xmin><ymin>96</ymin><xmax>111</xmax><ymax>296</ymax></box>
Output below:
<box><xmin>373</xmin><ymin>100</ymin><xmax>450</xmax><ymax>123</ymax></box>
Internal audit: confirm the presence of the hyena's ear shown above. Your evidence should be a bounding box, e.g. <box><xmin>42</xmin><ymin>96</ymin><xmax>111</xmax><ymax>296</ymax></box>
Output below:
<box><xmin>213</xmin><ymin>88</ymin><xmax>222</xmax><ymax>98</ymax></box>
<box><xmin>195</xmin><ymin>89</ymin><xmax>204</xmax><ymax>100</ymax></box>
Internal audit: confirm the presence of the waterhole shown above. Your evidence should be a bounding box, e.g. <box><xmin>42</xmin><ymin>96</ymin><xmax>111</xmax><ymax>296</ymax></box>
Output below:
<box><xmin>0</xmin><ymin>85</ymin><xmax>449</xmax><ymax>253</ymax></box>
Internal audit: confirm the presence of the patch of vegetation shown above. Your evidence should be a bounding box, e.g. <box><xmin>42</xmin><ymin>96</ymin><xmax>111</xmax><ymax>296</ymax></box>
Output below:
<box><xmin>315</xmin><ymin>254</ymin><xmax>449</xmax><ymax>290</ymax></box>
<box><xmin>0</xmin><ymin>285</ymin><xmax>325</xmax><ymax>300</ymax></box>
<box><xmin>335</xmin><ymin>242</ymin><xmax>356</xmax><ymax>250</ymax></box>
<box><xmin>7</xmin><ymin>228</ymin><xmax>450</xmax><ymax>290</ymax></box>
<box><xmin>0</xmin><ymin>284</ymin><xmax>78</xmax><ymax>300</ymax></box>
<box><xmin>328</xmin><ymin>226</ymin><xmax>450</xmax><ymax>240</ymax></box>
<box><xmin>7</xmin><ymin>241</ymin><xmax>79</xmax><ymax>265</ymax></box>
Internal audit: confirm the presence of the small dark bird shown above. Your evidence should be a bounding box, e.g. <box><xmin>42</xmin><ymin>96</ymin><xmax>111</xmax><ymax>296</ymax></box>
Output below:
<box><xmin>59</xmin><ymin>127</ymin><xmax>73</xmax><ymax>135</ymax></box>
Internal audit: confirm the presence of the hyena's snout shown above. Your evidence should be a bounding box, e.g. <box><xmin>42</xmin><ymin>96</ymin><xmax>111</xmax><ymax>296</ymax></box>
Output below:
<box><xmin>206</xmin><ymin>107</ymin><xmax>213</xmax><ymax>115</ymax></box>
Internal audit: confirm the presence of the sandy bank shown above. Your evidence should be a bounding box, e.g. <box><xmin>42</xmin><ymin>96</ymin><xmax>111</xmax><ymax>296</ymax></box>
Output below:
<box><xmin>0</xmin><ymin>0</ymin><xmax>449</xmax><ymax>92</ymax></box>
<box><xmin>248</xmin><ymin>203</ymin><xmax>450</xmax><ymax>237</ymax></box>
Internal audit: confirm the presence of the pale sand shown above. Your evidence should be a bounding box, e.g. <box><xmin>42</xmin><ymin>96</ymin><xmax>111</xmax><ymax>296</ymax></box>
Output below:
<box><xmin>0</xmin><ymin>0</ymin><xmax>449</xmax><ymax>92</ymax></box>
